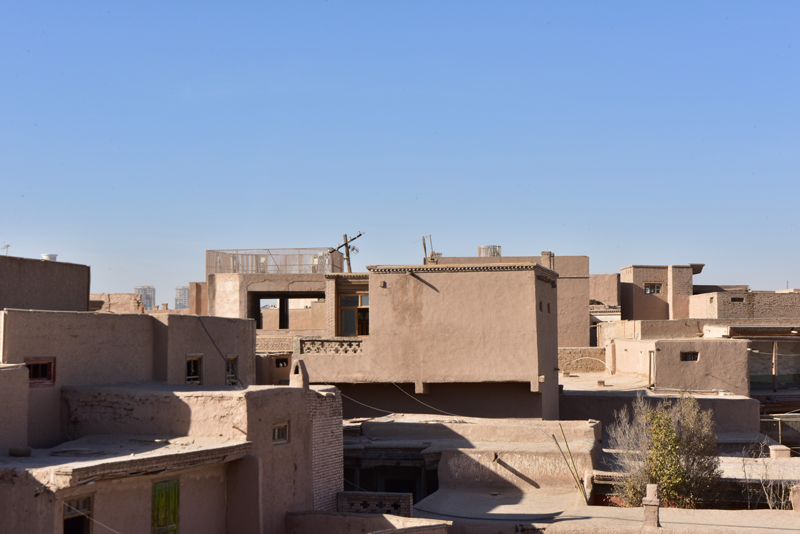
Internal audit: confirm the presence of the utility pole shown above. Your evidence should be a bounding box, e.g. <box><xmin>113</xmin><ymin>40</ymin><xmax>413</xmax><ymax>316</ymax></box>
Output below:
<box><xmin>334</xmin><ymin>232</ymin><xmax>363</xmax><ymax>273</ymax></box>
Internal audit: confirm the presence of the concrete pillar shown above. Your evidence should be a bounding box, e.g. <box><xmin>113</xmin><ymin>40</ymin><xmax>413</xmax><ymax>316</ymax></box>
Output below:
<box><xmin>642</xmin><ymin>484</ymin><xmax>661</xmax><ymax>528</ymax></box>
<box><xmin>791</xmin><ymin>485</ymin><xmax>800</xmax><ymax>512</ymax></box>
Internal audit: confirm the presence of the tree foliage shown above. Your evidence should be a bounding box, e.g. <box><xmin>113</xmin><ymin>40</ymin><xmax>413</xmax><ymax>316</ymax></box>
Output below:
<box><xmin>607</xmin><ymin>394</ymin><xmax>723</xmax><ymax>508</ymax></box>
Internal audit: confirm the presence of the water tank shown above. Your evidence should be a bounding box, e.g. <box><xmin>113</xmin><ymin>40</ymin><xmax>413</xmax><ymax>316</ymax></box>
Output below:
<box><xmin>41</xmin><ymin>254</ymin><xmax>58</xmax><ymax>261</ymax></box>
<box><xmin>477</xmin><ymin>246</ymin><xmax>501</xmax><ymax>257</ymax></box>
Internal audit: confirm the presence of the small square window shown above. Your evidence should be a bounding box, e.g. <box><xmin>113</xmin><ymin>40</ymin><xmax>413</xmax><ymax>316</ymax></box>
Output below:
<box><xmin>272</xmin><ymin>422</ymin><xmax>289</xmax><ymax>444</ymax></box>
<box><xmin>680</xmin><ymin>351</ymin><xmax>699</xmax><ymax>362</ymax></box>
<box><xmin>226</xmin><ymin>356</ymin><xmax>238</xmax><ymax>386</ymax></box>
<box><xmin>731</xmin><ymin>297</ymin><xmax>744</xmax><ymax>303</ymax></box>
<box><xmin>645</xmin><ymin>284</ymin><xmax>662</xmax><ymax>295</ymax></box>
<box><xmin>25</xmin><ymin>358</ymin><xmax>55</xmax><ymax>387</ymax></box>
<box><xmin>275</xmin><ymin>357</ymin><xmax>289</xmax><ymax>368</ymax></box>
<box><xmin>186</xmin><ymin>355</ymin><xmax>202</xmax><ymax>385</ymax></box>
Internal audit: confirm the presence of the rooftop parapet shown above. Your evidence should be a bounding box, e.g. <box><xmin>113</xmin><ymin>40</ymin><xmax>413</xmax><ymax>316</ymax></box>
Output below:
<box><xmin>206</xmin><ymin>248</ymin><xmax>344</xmax><ymax>278</ymax></box>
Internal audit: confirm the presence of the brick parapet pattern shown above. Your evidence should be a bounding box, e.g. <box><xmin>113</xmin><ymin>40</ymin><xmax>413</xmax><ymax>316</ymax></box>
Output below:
<box><xmin>255</xmin><ymin>336</ymin><xmax>293</xmax><ymax>353</ymax></box>
<box><xmin>308</xmin><ymin>389</ymin><xmax>343</xmax><ymax>512</ymax></box>
<box><xmin>325</xmin><ymin>278</ymin><xmax>337</xmax><ymax>337</ymax></box>
<box><xmin>336</xmin><ymin>491</ymin><xmax>413</xmax><ymax>517</ymax></box>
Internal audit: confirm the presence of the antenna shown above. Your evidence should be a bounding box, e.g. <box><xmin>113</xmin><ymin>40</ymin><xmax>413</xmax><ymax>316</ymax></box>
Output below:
<box><xmin>333</xmin><ymin>232</ymin><xmax>364</xmax><ymax>273</ymax></box>
<box><xmin>1</xmin><ymin>245</ymin><xmax>8</xmax><ymax>256</ymax></box>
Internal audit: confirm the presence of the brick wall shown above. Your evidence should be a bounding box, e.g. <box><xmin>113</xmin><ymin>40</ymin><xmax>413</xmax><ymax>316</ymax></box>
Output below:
<box><xmin>256</xmin><ymin>336</ymin><xmax>294</xmax><ymax>353</ymax></box>
<box><xmin>336</xmin><ymin>492</ymin><xmax>413</xmax><ymax>517</ymax></box>
<box><xmin>714</xmin><ymin>291</ymin><xmax>800</xmax><ymax>319</ymax></box>
<box><xmin>325</xmin><ymin>278</ymin><xmax>337</xmax><ymax>336</ymax></box>
<box><xmin>308</xmin><ymin>388</ymin><xmax>343</xmax><ymax>512</ymax></box>
<box><xmin>558</xmin><ymin>347</ymin><xmax>607</xmax><ymax>373</ymax></box>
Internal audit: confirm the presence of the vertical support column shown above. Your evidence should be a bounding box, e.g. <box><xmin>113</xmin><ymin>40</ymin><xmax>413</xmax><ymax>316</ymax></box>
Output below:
<box><xmin>773</xmin><ymin>341</ymin><xmax>778</xmax><ymax>392</ymax></box>
<box><xmin>642</xmin><ymin>484</ymin><xmax>661</xmax><ymax>528</ymax></box>
<box><xmin>279</xmin><ymin>297</ymin><xmax>289</xmax><ymax>330</ymax></box>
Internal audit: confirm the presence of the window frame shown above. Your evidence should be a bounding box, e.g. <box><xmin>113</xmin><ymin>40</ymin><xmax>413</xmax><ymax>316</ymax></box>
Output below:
<box><xmin>186</xmin><ymin>354</ymin><xmax>203</xmax><ymax>385</ymax></box>
<box><xmin>225</xmin><ymin>355</ymin><xmax>238</xmax><ymax>386</ymax></box>
<box><xmin>25</xmin><ymin>357</ymin><xmax>55</xmax><ymax>387</ymax></box>
<box><xmin>337</xmin><ymin>292</ymin><xmax>369</xmax><ymax>337</ymax></box>
<box><xmin>63</xmin><ymin>494</ymin><xmax>93</xmax><ymax>534</ymax></box>
<box><xmin>644</xmin><ymin>283</ymin><xmax>662</xmax><ymax>295</ymax></box>
<box><xmin>680</xmin><ymin>351</ymin><xmax>699</xmax><ymax>362</ymax></box>
<box><xmin>272</xmin><ymin>421</ymin><xmax>290</xmax><ymax>444</ymax></box>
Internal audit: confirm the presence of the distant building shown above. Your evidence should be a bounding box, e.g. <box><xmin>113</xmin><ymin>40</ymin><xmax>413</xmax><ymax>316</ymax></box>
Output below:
<box><xmin>134</xmin><ymin>286</ymin><xmax>155</xmax><ymax>310</ymax></box>
<box><xmin>175</xmin><ymin>286</ymin><xmax>189</xmax><ymax>309</ymax></box>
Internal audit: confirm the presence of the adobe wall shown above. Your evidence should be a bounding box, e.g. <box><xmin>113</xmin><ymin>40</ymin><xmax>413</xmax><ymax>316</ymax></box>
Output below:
<box><xmin>307</xmin><ymin>388</ymin><xmax>344</xmax><ymax>512</ymax></box>
<box><xmin>367</xmin><ymin>265</ymin><xmax>553</xmax><ymax>387</ymax></box>
<box><xmin>89</xmin><ymin>293</ymin><xmax>142</xmax><ymax>313</ymax></box>
<box><xmin>0</xmin><ymin>310</ymin><xmax>155</xmax><ymax>448</ymax></box>
<box><xmin>435</xmin><ymin>254</ymin><xmax>589</xmax><ymax>347</ymax></box>
<box><xmin>0</xmin><ymin>364</ymin><xmax>28</xmax><ymax>450</ymax></box>
<box><xmin>0</xmin><ymin>255</ymin><xmax>90</xmax><ymax>312</ymax></box>
<box><xmin>52</xmin><ymin>464</ymin><xmax>227</xmax><ymax>534</ymax></box>
<box><xmin>558</xmin><ymin>347</ymin><xmax>607</xmax><ymax>373</ymax></box>
<box><xmin>668</xmin><ymin>265</ymin><xmax>693</xmax><ymax>319</ymax></box>
<box><xmin>151</xmin><ymin>314</ymin><xmax>256</xmax><ymax>386</ymax></box>
<box><xmin>600</xmin><ymin>318</ymin><xmax>800</xmax><ymax>344</ymax></box>
<box><xmin>590</xmin><ymin>273</ymin><xmax>620</xmax><ymax>307</ymax></box>
<box><xmin>208</xmin><ymin>273</ymin><xmax>327</xmax><ymax>319</ymax></box>
<box><xmin>189</xmin><ymin>281</ymin><xmax>208</xmax><ymax>315</ymax></box>
<box><xmin>654</xmin><ymin>339</ymin><xmax>750</xmax><ymax>395</ymax></box>
<box><xmin>706</xmin><ymin>290</ymin><xmax>800</xmax><ymax>319</ymax></box>
<box><xmin>613</xmin><ymin>338</ymin><xmax>656</xmax><ymax>379</ymax></box>
<box><xmin>62</xmin><ymin>384</ymin><xmax>340</xmax><ymax>534</ymax></box>
<box><xmin>261</xmin><ymin>302</ymin><xmax>326</xmax><ymax>331</ymax></box>
<box><xmin>620</xmin><ymin>266</ymin><xmax>669</xmax><ymax>320</ymax></box>
<box><xmin>689</xmin><ymin>293</ymin><xmax>711</xmax><ymax>319</ymax></box>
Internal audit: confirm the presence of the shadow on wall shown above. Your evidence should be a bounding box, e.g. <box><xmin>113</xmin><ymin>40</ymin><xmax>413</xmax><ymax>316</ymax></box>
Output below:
<box><xmin>337</xmin><ymin>383</ymin><xmax>543</xmax><ymax>419</ymax></box>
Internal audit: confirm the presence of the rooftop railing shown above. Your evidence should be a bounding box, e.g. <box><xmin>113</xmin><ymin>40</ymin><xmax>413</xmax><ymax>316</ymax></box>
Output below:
<box><xmin>206</xmin><ymin>248</ymin><xmax>344</xmax><ymax>278</ymax></box>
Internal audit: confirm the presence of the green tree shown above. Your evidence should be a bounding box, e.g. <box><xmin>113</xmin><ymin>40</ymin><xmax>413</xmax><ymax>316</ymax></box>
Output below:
<box><xmin>608</xmin><ymin>394</ymin><xmax>723</xmax><ymax>508</ymax></box>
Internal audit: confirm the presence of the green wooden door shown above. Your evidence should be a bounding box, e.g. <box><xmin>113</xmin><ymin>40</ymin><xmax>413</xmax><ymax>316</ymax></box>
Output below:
<box><xmin>153</xmin><ymin>479</ymin><xmax>179</xmax><ymax>534</ymax></box>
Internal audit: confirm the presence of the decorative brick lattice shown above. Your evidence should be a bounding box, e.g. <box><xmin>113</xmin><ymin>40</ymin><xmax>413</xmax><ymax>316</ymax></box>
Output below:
<box><xmin>300</xmin><ymin>339</ymin><xmax>362</xmax><ymax>355</ymax></box>
<box><xmin>336</xmin><ymin>492</ymin><xmax>413</xmax><ymax>517</ymax></box>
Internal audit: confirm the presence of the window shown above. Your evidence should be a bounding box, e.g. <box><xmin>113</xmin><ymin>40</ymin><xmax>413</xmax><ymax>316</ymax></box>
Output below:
<box><xmin>680</xmin><ymin>351</ymin><xmax>699</xmax><ymax>362</ymax></box>
<box><xmin>339</xmin><ymin>294</ymin><xmax>369</xmax><ymax>336</ymax></box>
<box><xmin>25</xmin><ymin>358</ymin><xmax>55</xmax><ymax>387</ymax></box>
<box><xmin>539</xmin><ymin>301</ymin><xmax>543</xmax><ymax>312</ymax></box>
<box><xmin>63</xmin><ymin>495</ymin><xmax>92</xmax><ymax>534</ymax></box>
<box><xmin>731</xmin><ymin>297</ymin><xmax>744</xmax><ymax>303</ymax></box>
<box><xmin>186</xmin><ymin>355</ymin><xmax>202</xmax><ymax>385</ymax></box>
<box><xmin>547</xmin><ymin>303</ymin><xmax>551</xmax><ymax>314</ymax></box>
<box><xmin>225</xmin><ymin>356</ymin><xmax>238</xmax><ymax>386</ymax></box>
<box><xmin>645</xmin><ymin>284</ymin><xmax>662</xmax><ymax>295</ymax></box>
<box><xmin>152</xmin><ymin>480</ymin><xmax>179</xmax><ymax>534</ymax></box>
<box><xmin>272</xmin><ymin>422</ymin><xmax>289</xmax><ymax>444</ymax></box>
<box><xmin>275</xmin><ymin>358</ymin><xmax>288</xmax><ymax>368</ymax></box>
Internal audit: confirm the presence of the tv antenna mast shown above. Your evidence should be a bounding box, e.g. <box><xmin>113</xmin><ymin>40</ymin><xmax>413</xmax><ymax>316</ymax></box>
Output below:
<box><xmin>1</xmin><ymin>245</ymin><xmax>8</xmax><ymax>256</ymax></box>
<box><xmin>412</xmin><ymin>235</ymin><xmax>436</xmax><ymax>262</ymax></box>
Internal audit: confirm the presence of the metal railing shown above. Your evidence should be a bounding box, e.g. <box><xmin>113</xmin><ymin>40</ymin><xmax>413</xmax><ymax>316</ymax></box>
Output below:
<box><xmin>206</xmin><ymin>248</ymin><xmax>343</xmax><ymax>278</ymax></box>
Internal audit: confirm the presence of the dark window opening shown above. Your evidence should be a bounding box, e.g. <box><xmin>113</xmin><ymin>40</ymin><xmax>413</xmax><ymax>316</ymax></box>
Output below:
<box><xmin>680</xmin><ymin>351</ymin><xmax>699</xmax><ymax>362</ymax></box>
<box><xmin>273</xmin><ymin>422</ymin><xmax>289</xmax><ymax>443</ymax></box>
<box><xmin>248</xmin><ymin>291</ymin><xmax>325</xmax><ymax>330</ymax></box>
<box><xmin>63</xmin><ymin>495</ymin><xmax>92</xmax><ymax>534</ymax></box>
<box><xmin>186</xmin><ymin>356</ymin><xmax>202</xmax><ymax>385</ymax></box>
<box><xmin>731</xmin><ymin>297</ymin><xmax>744</xmax><ymax>303</ymax></box>
<box><xmin>547</xmin><ymin>303</ymin><xmax>551</xmax><ymax>314</ymax></box>
<box><xmin>226</xmin><ymin>356</ymin><xmax>238</xmax><ymax>385</ymax></box>
<box><xmin>339</xmin><ymin>294</ymin><xmax>369</xmax><ymax>336</ymax></box>
<box><xmin>25</xmin><ymin>359</ymin><xmax>55</xmax><ymax>387</ymax></box>
<box><xmin>275</xmin><ymin>358</ymin><xmax>288</xmax><ymax>368</ymax></box>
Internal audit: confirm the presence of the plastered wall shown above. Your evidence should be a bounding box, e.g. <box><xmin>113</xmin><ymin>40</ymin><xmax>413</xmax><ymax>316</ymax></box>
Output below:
<box><xmin>0</xmin><ymin>255</ymin><xmax>90</xmax><ymax>312</ymax></box>
<box><xmin>0</xmin><ymin>365</ymin><xmax>28</xmax><ymax>450</ymax></box>
<box><xmin>590</xmin><ymin>273</ymin><xmax>620</xmax><ymax>306</ymax></box>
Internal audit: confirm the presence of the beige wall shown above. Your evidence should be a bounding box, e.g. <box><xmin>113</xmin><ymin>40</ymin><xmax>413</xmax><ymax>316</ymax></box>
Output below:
<box><xmin>436</xmin><ymin>254</ymin><xmax>589</xmax><ymax>347</ymax></box>
<box><xmin>285</xmin><ymin>512</ymin><xmax>450</xmax><ymax>534</ymax></box>
<box><xmin>0</xmin><ymin>365</ymin><xmax>28</xmax><ymax>450</ymax></box>
<box><xmin>299</xmin><ymin>264</ymin><xmax>560</xmax><ymax>419</ymax></box>
<box><xmin>261</xmin><ymin>302</ymin><xmax>326</xmax><ymax>331</ymax></box>
<box><xmin>208</xmin><ymin>273</ymin><xmax>327</xmax><ymax>319</ymax></box>
<box><xmin>691</xmin><ymin>290</ymin><xmax>800</xmax><ymax>320</ymax></box>
<box><xmin>0</xmin><ymin>310</ymin><xmax>255</xmax><ymax>447</ymax></box>
<box><xmin>590</xmin><ymin>274</ymin><xmax>620</xmax><ymax>307</ymax></box>
<box><xmin>151</xmin><ymin>314</ymin><xmax>256</xmax><ymax>386</ymax></box>
<box><xmin>89</xmin><ymin>293</ymin><xmax>142</xmax><ymax>313</ymax></box>
<box><xmin>189</xmin><ymin>281</ymin><xmax>208</xmax><ymax>315</ymax></box>
<box><xmin>0</xmin><ymin>255</ymin><xmax>89</xmax><ymax>312</ymax></box>
<box><xmin>558</xmin><ymin>347</ymin><xmax>607</xmax><ymax>373</ymax></box>
<box><xmin>62</xmin><ymin>384</ymin><xmax>342</xmax><ymax>534</ymax></box>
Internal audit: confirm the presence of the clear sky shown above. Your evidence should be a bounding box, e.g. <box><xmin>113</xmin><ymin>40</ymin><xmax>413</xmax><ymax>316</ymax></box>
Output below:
<box><xmin>2</xmin><ymin>2</ymin><xmax>799</xmax><ymax>303</ymax></box>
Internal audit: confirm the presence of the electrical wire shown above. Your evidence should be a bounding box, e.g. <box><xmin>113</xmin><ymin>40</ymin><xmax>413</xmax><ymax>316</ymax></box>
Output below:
<box><xmin>198</xmin><ymin>317</ymin><xmax>244</xmax><ymax>388</ymax></box>
<box><xmin>50</xmin><ymin>492</ymin><xmax>124</xmax><ymax>534</ymax></box>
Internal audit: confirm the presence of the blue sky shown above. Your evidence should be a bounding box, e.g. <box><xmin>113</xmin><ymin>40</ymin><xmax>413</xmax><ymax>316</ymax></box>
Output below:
<box><xmin>2</xmin><ymin>2</ymin><xmax>799</xmax><ymax>302</ymax></box>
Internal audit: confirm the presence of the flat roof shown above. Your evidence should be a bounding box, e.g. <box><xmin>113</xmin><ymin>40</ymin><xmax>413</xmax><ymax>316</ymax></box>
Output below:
<box><xmin>1</xmin><ymin>435</ymin><xmax>250</xmax><ymax>490</ymax></box>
